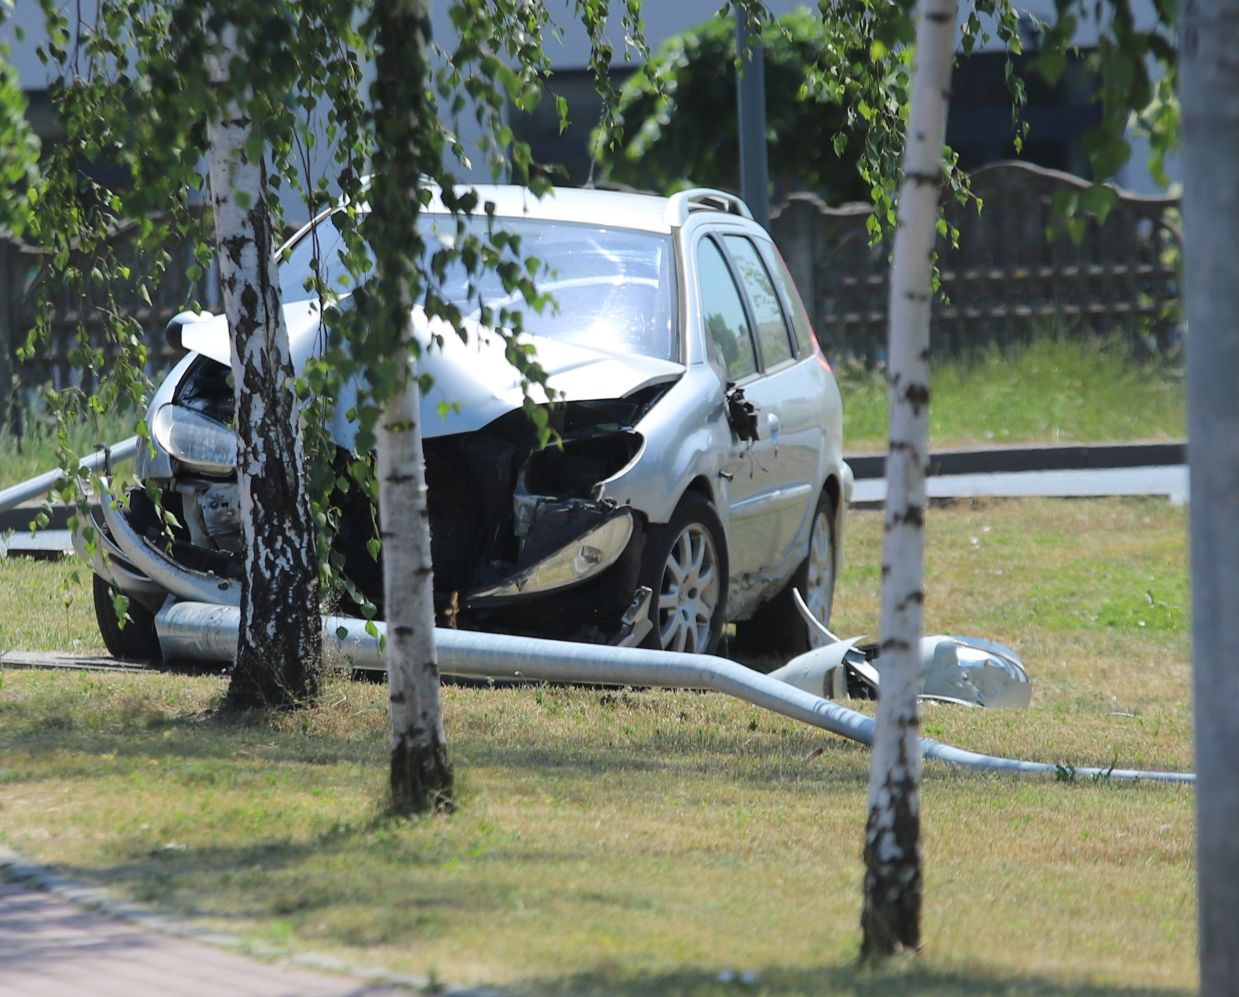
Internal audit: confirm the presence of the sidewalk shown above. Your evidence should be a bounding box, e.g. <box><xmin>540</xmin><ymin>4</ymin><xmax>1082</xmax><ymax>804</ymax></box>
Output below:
<box><xmin>0</xmin><ymin>881</ymin><xmax>420</xmax><ymax>997</ymax></box>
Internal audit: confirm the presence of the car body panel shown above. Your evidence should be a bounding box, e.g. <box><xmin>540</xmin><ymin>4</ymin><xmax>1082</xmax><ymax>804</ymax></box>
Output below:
<box><xmin>670</xmin><ymin>218</ymin><xmax>847</xmax><ymax>619</ymax></box>
<box><xmin>595</xmin><ymin>364</ymin><xmax>730</xmax><ymax>525</ymax></box>
<box><xmin>175</xmin><ymin>302</ymin><xmax>685</xmax><ymax>444</ymax></box>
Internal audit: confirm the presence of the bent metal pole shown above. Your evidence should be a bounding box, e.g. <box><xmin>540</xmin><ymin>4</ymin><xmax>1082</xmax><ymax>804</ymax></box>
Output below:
<box><xmin>154</xmin><ymin>600</ymin><xmax>1195</xmax><ymax>785</ymax></box>
<box><xmin>0</xmin><ymin>437</ymin><xmax>139</xmax><ymax>514</ymax></box>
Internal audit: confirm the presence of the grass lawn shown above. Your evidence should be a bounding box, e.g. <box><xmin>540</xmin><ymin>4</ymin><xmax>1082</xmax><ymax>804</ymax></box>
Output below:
<box><xmin>0</xmin><ymin>497</ymin><xmax>1195</xmax><ymax>994</ymax></box>
<box><xmin>0</xmin><ymin>409</ymin><xmax>138</xmax><ymax>493</ymax></box>
<box><xmin>837</xmin><ymin>335</ymin><xmax>1185</xmax><ymax>452</ymax></box>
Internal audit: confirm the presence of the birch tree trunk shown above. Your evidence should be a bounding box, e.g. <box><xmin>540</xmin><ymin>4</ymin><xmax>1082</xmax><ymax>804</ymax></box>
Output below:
<box><xmin>860</xmin><ymin>0</ymin><xmax>956</xmax><ymax>959</ymax></box>
<box><xmin>371</xmin><ymin>0</ymin><xmax>453</xmax><ymax>814</ymax></box>
<box><xmin>206</xmin><ymin>20</ymin><xmax>322</xmax><ymax>708</ymax></box>
<box><xmin>1179</xmin><ymin>0</ymin><xmax>1239</xmax><ymax>989</ymax></box>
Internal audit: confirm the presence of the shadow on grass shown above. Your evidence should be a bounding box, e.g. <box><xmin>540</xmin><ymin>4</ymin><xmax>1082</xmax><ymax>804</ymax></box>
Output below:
<box><xmin>0</xmin><ymin>703</ymin><xmax>381</xmax><ymax>775</ymax></box>
<box><xmin>512</xmin><ymin>964</ymin><xmax>1193</xmax><ymax>997</ymax></box>
<box><xmin>0</xmin><ymin>682</ymin><xmax>873</xmax><ymax>792</ymax></box>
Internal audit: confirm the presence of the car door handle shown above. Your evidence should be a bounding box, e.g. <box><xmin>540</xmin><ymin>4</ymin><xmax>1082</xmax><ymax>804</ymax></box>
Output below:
<box><xmin>766</xmin><ymin>412</ymin><xmax>781</xmax><ymax>440</ymax></box>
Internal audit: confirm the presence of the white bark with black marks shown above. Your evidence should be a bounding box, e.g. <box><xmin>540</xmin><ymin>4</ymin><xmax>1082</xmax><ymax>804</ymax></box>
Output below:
<box><xmin>205</xmin><ymin>20</ymin><xmax>322</xmax><ymax>707</ymax></box>
<box><xmin>860</xmin><ymin>0</ymin><xmax>956</xmax><ymax>959</ymax></box>
<box><xmin>1180</xmin><ymin>0</ymin><xmax>1239</xmax><ymax>990</ymax></box>
<box><xmin>378</xmin><ymin>357</ymin><xmax>452</xmax><ymax>813</ymax></box>
<box><xmin>372</xmin><ymin>0</ymin><xmax>453</xmax><ymax>814</ymax></box>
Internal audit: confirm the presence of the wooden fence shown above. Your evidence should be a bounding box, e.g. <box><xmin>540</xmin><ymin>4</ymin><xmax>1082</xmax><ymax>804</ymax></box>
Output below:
<box><xmin>770</xmin><ymin>160</ymin><xmax>1182</xmax><ymax>364</ymax></box>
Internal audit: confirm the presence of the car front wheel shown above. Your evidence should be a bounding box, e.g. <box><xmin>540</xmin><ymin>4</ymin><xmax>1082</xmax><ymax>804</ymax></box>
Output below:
<box><xmin>93</xmin><ymin>574</ymin><xmax>163</xmax><ymax>662</ymax></box>
<box><xmin>640</xmin><ymin>492</ymin><xmax>728</xmax><ymax>655</ymax></box>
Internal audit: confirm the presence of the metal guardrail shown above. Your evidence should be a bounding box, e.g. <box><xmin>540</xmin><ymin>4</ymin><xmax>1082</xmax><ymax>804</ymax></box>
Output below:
<box><xmin>847</xmin><ymin>440</ymin><xmax>1188</xmax><ymax>479</ymax></box>
<box><xmin>0</xmin><ymin>436</ymin><xmax>139</xmax><ymax>515</ymax></box>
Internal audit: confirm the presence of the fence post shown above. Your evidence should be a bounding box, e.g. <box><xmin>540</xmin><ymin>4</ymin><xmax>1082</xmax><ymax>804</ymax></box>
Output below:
<box><xmin>0</xmin><ymin>238</ymin><xmax>14</xmax><ymax>436</ymax></box>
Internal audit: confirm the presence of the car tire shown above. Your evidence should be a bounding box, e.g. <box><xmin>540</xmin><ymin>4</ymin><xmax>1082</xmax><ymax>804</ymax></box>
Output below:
<box><xmin>735</xmin><ymin>492</ymin><xmax>836</xmax><ymax>659</ymax></box>
<box><xmin>639</xmin><ymin>492</ymin><xmax>729</xmax><ymax>655</ymax></box>
<box><xmin>93</xmin><ymin>574</ymin><xmax>162</xmax><ymax>662</ymax></box>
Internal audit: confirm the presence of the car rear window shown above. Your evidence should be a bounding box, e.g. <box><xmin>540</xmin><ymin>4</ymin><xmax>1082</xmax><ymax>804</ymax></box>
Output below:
<box><xmin>758</xmin><ymin>241</ymin><xmax>817</xmax><ymax>356</ymax></box>
<box><xmin>724</xmin><ymin>235</ymin><xmax>794</xmax><ymax>368</ymax></box>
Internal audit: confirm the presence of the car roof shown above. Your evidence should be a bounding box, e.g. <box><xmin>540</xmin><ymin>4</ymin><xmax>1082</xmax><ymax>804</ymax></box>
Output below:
<box><xmin>422</xmin><ymin>184</ymin><xmax>753</xmax><ymax>235</ymax></box>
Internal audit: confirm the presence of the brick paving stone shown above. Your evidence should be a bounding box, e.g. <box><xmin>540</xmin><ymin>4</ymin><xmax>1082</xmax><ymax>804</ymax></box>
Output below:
<box><xmin>0</xmin><ymin>884</ymin><xmax>415</xmax><ymax>997</ymax></box>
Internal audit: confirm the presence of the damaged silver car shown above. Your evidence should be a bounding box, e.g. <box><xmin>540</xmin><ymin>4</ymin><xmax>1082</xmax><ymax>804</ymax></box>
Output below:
<box><xmin>84</xmin><ymin>186</ymin><xmax>852</xmax><ymax>660</ymax></box>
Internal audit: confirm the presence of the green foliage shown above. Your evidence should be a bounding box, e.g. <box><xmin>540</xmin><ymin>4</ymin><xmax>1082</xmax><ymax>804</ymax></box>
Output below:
<box><xmin>0</xmin><ymin>6</ymin><xmax>40</xmax><ymax>236</ymax></box>
<box><xmin>20</xmin><ymin>0</ymin><xmax>358</xmax><ymax>485</ymax></box>
<box><xmin>597</xmin><ymin>6</ymin><xmax>874</xmax><ymax>201</ymax></box>
<box><xmin>0</xmin><ymin>407</ymin><xmax>133</xmax><ymax>498</ymax></box>
<box><xmin>596</xmin><ymin>0</ymin><xmax>1035</xmax><ymax>254</ymax></box>
<box><xmin>15</xmin><ymin>0</ymin><xmax>652</xmax><ymax>617</ymax></box>
<box><xmin>603</xmin><ymin>0</ymin><xmax>1179</xmax><ymax>244</ymax></box>
<box><xmin>1042</xmin><ymin>0</ymin><xmax>1177</xmax><ymax>183</ymax></box>
<box><xmin>295</xmin><ymin>0</ymin><xmax>655</xmax><ymax>621</ymax></box>
<box><xmin>1029</xmin><ymin>0</ymin><xmax>1177</xmax><ymax>226</ymax></box>
<box><xmin>19</xmin><ymin>0</ymin><xmax>382</xmax><ymax>699</ymax></box>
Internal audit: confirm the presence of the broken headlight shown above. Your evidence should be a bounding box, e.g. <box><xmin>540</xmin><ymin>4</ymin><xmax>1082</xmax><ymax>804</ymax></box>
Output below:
<box><xmin>473</xmin><ymin>509</ymin><xmax>635</xmax><ymax>599</ymax></box>
<box><xmin>151</xmin><ymin>403</ymin><xmax>237</xmax><ymax>477</ymax></box>
<box><xmin>513</xmin><ymin>431</ymin><xmax>643</xmax><ymax>539</ymax></box>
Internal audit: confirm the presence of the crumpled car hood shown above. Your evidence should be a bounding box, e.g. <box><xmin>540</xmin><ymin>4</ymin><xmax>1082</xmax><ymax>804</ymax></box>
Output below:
<box><xmin>180</xmin><ymin>301</ymin><xmax>683</xmax><ymax>439</ymax></box>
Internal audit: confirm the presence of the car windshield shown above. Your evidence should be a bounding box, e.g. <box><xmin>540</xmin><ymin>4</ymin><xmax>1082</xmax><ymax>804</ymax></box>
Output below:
<box><xmin>279</xmin><ymin>212</ymin><xmax>679</xmax><ymax>362</ymax></box>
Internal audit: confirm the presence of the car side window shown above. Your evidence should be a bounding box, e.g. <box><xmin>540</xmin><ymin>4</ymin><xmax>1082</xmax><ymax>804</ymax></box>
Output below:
<box><xmin>758</xmin><ymin>241</ymin><xmax>816</xmax><ymax>356</ymax></box>
<box><xmin>724</xmin><ymin>235</ymin><xmax>794</xmax><ymax>368</ymax></box>
<box><xmin>697</xmin><ymin>237</ymin><xmax>758</xmax><ymax>381</ymax></box>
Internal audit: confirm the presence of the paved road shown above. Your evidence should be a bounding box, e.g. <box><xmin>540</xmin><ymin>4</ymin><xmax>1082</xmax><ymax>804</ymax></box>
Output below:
<box><xmin>0</xmin><ymin>882</ymin><xmax>424</xmax><ymax>997</ymax></box>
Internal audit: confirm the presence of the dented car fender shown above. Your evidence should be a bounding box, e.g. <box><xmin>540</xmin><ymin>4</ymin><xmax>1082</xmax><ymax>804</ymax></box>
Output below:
<box><xmin>595</xmin><ymin>364</ymin><xmax>733</xmax><ymax>529</ymax></box>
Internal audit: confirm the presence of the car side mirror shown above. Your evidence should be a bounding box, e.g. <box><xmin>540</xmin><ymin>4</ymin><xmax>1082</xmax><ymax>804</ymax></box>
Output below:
<box><xmin>165</xmin><ymin>310</ymin><xmax>215</xmax><ymax>352</ymax></box>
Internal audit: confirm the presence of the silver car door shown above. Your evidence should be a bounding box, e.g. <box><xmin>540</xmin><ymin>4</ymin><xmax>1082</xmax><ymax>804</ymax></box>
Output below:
<box><xmin>694</xmin><ymin>234</ymin><xmax>783</xmax><ymax>584</ymax></box>
<box><xmin>723</xmin><ymin>233</ymin><xmax>827</xmax><ymax>571</ymax></box>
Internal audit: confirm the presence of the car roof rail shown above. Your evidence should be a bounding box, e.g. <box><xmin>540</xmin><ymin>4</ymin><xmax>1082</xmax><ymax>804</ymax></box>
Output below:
<box><xmin>665</xmin><ymin>188</ymin><xmax>754</xmax><ymax>226</ymax></box>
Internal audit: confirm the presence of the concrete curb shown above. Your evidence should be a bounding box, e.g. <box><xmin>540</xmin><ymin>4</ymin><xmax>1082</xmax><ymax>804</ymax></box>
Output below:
<box><xmin>0</xmin><ymin>845</ymin><xmax>506</xmax><ymax>997</ymax></box>
<box><xmin>846</xmin><ymin>440</ymin><xmax>1186</xmax><ymax>480</ymax></box>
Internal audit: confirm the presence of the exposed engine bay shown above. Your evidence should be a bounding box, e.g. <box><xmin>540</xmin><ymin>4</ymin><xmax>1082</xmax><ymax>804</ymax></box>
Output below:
<box><xmin>138</xmin><ymin>352</ymin><xmax>676</xmax><ymax>643</ymax></box>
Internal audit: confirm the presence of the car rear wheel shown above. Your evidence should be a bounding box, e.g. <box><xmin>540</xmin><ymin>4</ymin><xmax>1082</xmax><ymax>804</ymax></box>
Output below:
<box><xmin>735</xmin><ymin>492</ymin><xmax>836</xmax><ymax>658</ymax></box>
<box><xmin>93</xmin><ymin>574</ymin><xmax>162</xmax><ymax>662</ymax></box>
<box><xmin>640</xmin><ymin>492</ymin><xmax>728</xmax><ymax>654</ymax></box>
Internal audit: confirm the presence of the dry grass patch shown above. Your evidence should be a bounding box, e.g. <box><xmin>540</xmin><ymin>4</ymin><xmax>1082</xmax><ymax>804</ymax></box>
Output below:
<box><xmin>0</xmin><ymin>497</ymin><xmax>1195</xmax><ymax>994</ymax></box>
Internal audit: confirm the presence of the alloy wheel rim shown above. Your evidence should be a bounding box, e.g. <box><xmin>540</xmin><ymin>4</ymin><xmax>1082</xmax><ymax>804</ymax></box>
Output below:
<box><xmin>804</xmin><ymin>509</ymin><xmax>834</xmax><ymax>648</ymax></box>
<box><xmin>657</xmin><ymin>524</ymin><xmax>720</xmax><ymax>653</ymax></box>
